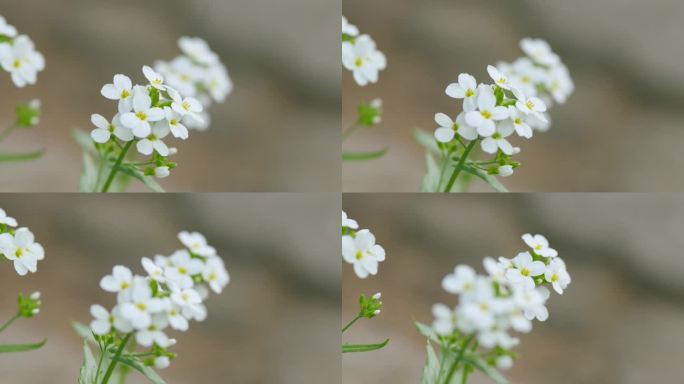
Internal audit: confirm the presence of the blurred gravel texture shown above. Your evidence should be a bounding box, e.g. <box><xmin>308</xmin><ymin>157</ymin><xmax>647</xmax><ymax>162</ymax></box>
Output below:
<box><xmin>343</xmin><ymin>194</ymin><xmax>684</xmax><ymax>383</ymax></box>
<box><xmin>342</xmin><ymin>0</ymin><xmax>684</xmax><ymax>192</ymax></box>
<box><xmin>0</xmin><ymin>194</ymin><xmax>339</xmax><ymax>383</ymax></box>
<box><xmin>1</xmin><ymin>0</ymin><xmax>340</xmax><ymax>192</ymax></box>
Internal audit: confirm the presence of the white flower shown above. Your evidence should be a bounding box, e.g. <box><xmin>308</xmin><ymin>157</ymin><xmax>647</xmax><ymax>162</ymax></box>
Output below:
<box><xmin>465</xmin><ymin>86</ymin><xmax>509</xmax><ymax>137</ymax></box>
<box><xmin>163</xmin><ymin>107</ymin><xmax>189</xmax><ymax>140</ymax></box>
<box><xmin>432</xmin><ymin>303</ymin><xmax>456</xmax><ymax>336</ymax></box>
<box><xmin>164</xmin><ymin>250</ymin><xmax>204</xmax><ymax>289</ymax></box>
<box><xmin>545</xmin><ymin>258</ymin><xmax>571</xmax><ymax>294</ymax></box>
<box><xmin>478</xmin><ymin>326</ymin><xmax>519</xmax><ymax>349</ymax></box>
<box><xmin>520</xmin><ymin>38</ymin><xmax>560</xmax><ymax>66</ymax></box>
<box><xmin>341</xmin><ymin>230</ymin><xmax>385</xmax><ymax>279</ymax></box>
<box><xmin>499</xmin><ymin>107</ymin><xmax>533</xmax><ymax>139</ymax></box>
<box><xmin>513</xmin><ymin>285</ymin><xmax>550</xmax><ymax>321</ymax></box>
<box><xmin>202</xmin><ymin>257</ymin><xmax>230</xmax><ymax>294</ymax></box>
<box><xmin>445</xmin><ymin>73</ymin><xmax>478</xmax><ymax>112</ymax></box>
<box><xmin>480</xmin><ymin>120</ymin><xmax>515</xmax><ymax>155</ymax></box>
<box><xmin>135</xmin><ymin>314</ymin><xmax>171</xmax><ymax>347</ymax></box>
<box><xmin>120</xmin><ymin>88</ymin><xmax>165</xmax><ymax>138</ymax></box>
<box><xmin>136</xmin><ymin>122</ymin><xmax>170</xmax><ymax>156</ymax></box>
<box><xmin>100</xmin><ymin>265</ymin><xmax>134</xmax><ymax>300</ymax></box>
<box><xmin>0</xmin><ymin>16</ymin><xmax>17</xmax><ymax>37</ymax></box>
<box><xmin>0</xmin><ymin>35</ymin><xmax>45</xmax><ymax>88</ymax></box>
<box><xmin>154</xmin><ymin>166</ymin><xmax>170</xmax><ymax>179</ymax></box>
<box><xmin>119</xmin><ymin>277</ymin><xmax>165</xmax><ymax>329</ymax></box>
<box><xmin>342</xmin><ymin>35</ymin><xmax>386</xmax><ymax>86</ymax></box>
<box><xmin>434</xmin><ymin>112</ymin><xmax>477</xmax><ymax>143</ymax></box>
<box><xmin>178</xmin><ymin>36</ymin><xmax>218</xmax><ymax>66</ymax></box>
<box><xmin>154</xmin><ymin>356</ymin><xmax>170</xmax><ymax>369</ymax></box>
<box><xmin>168</xmin><ymin>89</ymin><xmax>203</xmax><ymax>120</ymax></box>
<box><xmin>504</xmin><ymin>252</ymin><xmax>545</xmax><ymax>290</ymax></box>
<box><xmin>143</xmin><ymin>65</ymin><xmax>165</xmax><ymax>90</ymax></box>
<box><xmin>90</xmin><ymin>113</ymin><xmax>133</xmax><ymax>143</ymax></box>
<box><xmin>522</xmin><ymin>233</ymin><xmax>558</xmax><ymax>258</ymax></box>
<box><xmin>498</xmin><ymin>165</ymin><xmax>514</xmax><ymax>177</ymax></box>
<box><xmin>90</xmin><ymin>304</ymin><xmax>114</xmax><ymax>335</ymax></box>
<box><xmin>342</xmin><ymin>16</ymin><xmax>359</xmax><ymax>37</ymax></box>
<box><xmin>483</xmin><ymin>257</ymin><xmax>507</xmax><ymax>282</ymax></box>
<box><xmin>496</xmin><ymin>356</ymin><xmax>514</xmax><ymax>370</ymax></box>
<box><xmin>165</xmin><ymin>301</ymin><xmax>189</xmax><ymax>331</ymax></box>
<box><xmin>487</xmin><ymin>65</ymin><xmax>511</xmax><ymax>90</ymax></box>
<box><xmin>0</xmin><ymin>208</ymin><xmax>17</xmax><ymax>227</ymax></box>
<box><xmin>512</xmin><ymin>88</ymin><xmax>547</xmax><ymax>121</ymax></box>
<box><xmin>341</xmin><ymin>211</ymin><xmax>359</xmax><ymax>229</ymax></box>
<box><xmin>142</xmin><ymin>257</ymin><xmax>165</xmax><ymax>282</ymax></box>
<box><xmin>0</xmin><ymin>228</ymin><xmax>44</xmax><ymax>276</ymax></box>
<box><xmin>178</xmin><ymin>231</ymin><xmax>216</xmax><ymax>257</ymax></box>
<box><xmin>101</xmin><ymin>74</ymin><xmax>134</xmax><ymax>113</ymax></box>
<box><xmin>547</xmin><ymin>65</ymin><xmax>574</xmax><ymax>104</ymax></box>
<box><xmin>442</xmin><ymin>265</ymin><xmax>477</xmax><ymax>295</ymax></box>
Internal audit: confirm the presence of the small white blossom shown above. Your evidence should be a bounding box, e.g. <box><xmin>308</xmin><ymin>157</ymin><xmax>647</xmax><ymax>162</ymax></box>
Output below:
<box><xmin>480</xmin><ymin>120</ymin><xmax>515</xmax><ymax>155</ymax></box>
<box><xmin>0</xmin><ymin>16</ymin><xmax>18</xmax><ymax>37</ymax></box>
<box><xmin>522</xmin><ymin>233</ymin><xmax>558</xmax><ymax>258</ymax></box>
<box><xmin>143</xmin><ymin>65</ymin><xmax>166</xmax><ymax>90</ymax></box>
<box><xmin>505</xmin><ymin>252</ymin><xmax>545</xmax><ymax>290</ymax></box>
<box><xmin>342</xmin><ymin>35</ymin><xmax>386</xmax><ymax>86</ymax></box>
<box><xmin>101</xmin><ymin>74</ymin><xmax>134</xmax><ymax>113</ymax></box>
<box><xmin>0</xmin><ymin>35</ymin><xmax>45</xmax><ymax>88</ymax></box>
<box><xmin>0</xmin><ymin>228</ymin><xmax>45</xmax><ymax>276</ymax></box>
<box><xmin>120</xmin><ymin>89</ymin><xmax>165</xmax><ymax>138</ymax></box>
<box><xmin>465</xmin><ymin>86</ymin><xmax>509</xmax><ymax>137</ymax></box>
<box><xmin>445</xmin><ymin>73</ymin><xmax>478</xmax><ymax>112</ymax></box>
<box><xmin>178</xmin><ymin>231</ymin><xmax>216</xmax><ymax>257</ymax></box>
<box><xmin>487</xmin><ymin>65</ymin><xmax>511</xmax><ymax>90</ymax></box>
<box><xmin>442</xmin><ymin>265</ymin><xmax>477</xmax><ymax>295</ymax></box>
<box><xmin>90</xmin><ymin>113</ymin><xmax>133</xmax><ymax>143</ymax></box>
<box><xmin>434</xmin><ymin>112</ymin><xmax>477</xmax><ymax>143</ymax></box>
<box><xmin>0</xmin><ymin>208</ymin><xmax>17</xmax><ymax>227</ymax></box>
<box><xmin>545</xmin><ymin>258</ymin><xmax>570</xmax><ymax>294</ymax></box>
<box><xmin>342</xmin><ymin>211</ymin><xmax>359</xmax><ymax>229</ymax></box>
<box><xmin>342</xmin><ymin>230</ymin><xmax>385</xmax><ymax>279</ymax></box>
<box><xmin>342</xmin><ymin>16</ymin><xmax>359</xmax><ymax>37</ymax></box>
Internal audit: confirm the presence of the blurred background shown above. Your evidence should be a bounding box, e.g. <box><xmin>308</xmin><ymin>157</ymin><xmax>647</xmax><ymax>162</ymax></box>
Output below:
<box><xmin>0</xmin><ymin>194</ymin><xmax>340</xmax><ymax>383</ymax></box>
<box><xmin>343</xmin><ymin>194</ymin><xmax>684</xmax><ymax>383</ymax></box>
<box><xmin>343</xmin><ymin>0</ymin><xmax>684</xmax><ymax>191</ymax></box>
<box><xmin>0</xmin><ymin>0</ymin><xmax>340</xmax><ymax>192</ymax></box>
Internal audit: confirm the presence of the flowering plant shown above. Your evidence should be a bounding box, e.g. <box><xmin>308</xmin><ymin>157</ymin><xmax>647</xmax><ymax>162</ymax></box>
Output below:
<box><xmin>341</xmin><ymin>211</ymin><xmax>388</xmax><ymax>353</ymax></box>
<box><xmin>416</xmin><ymin>38</ymin><xmax>574</xmax><ymax>192</ymax></box>
<box><xmin>416</xmin><ymin>234</ymin><xmax>570</xmax><ymax>383</ymax></box>
<box><xmin>74</xmin><ymin>37</ymin><xmax>231</xmax><ymax>192</ymax></box>
<box><xmin>341</xmin><ymin>16</ymin><xmax>387</xmax><ymax>162</ymax></box>
<box><xmin>0</xmin><ymin>15</ymin><xmax>45</xmax><ymax>163</ymax></box>
<box><xmin>75</xmin><ymin>231</ymin><xmax>229</xmax><ymax>384</ymax></box>
<box><xmin>0</xmin><ymin>208</ymin><xmax>46</xmax><ymax>354</ymax></box>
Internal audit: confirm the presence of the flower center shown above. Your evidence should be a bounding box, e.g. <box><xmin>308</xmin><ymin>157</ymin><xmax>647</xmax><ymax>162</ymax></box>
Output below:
<box><xmin>121</xmin><ymin>89</ymin><xmax>130</xmax><ymax>99</ymax></box>
<box><xmin>355</xmin><ymin>251</ymin><xmax>364</xmax><ymax>260</ymax></box>
<box><xmin>209</xmin><ymin>272</ymin><xmax>216</xmax><ymax>281</ymax></box>
<box><xmin>136</xmin><ymin>111</ymin><xmax>147</xmax><ymax>121</ymax></box>
<box><xmin>136</xmin><ymin>303</ymin><xmax>146</xmax><ymax>311</ymax></box>
<box><xmin>120</xmin><ymin>282</ymin><xmax>129</xmax><ymax>290</ymax></box>
<box><xmin>480</xmin><ymin>110</ymin><xmax>492</xmax><ymax>119</ymax></box>
<box><xmin>535</xmin><ymin>245</ymin><xmax>542</xmax><ymax>250</ymax></box>
<box><xmin>465</xmin><ymin>89</ymin><xmax>475</xmax><ymax>97</ymax></box>
<box><xmin>178</xmin><ymin>267</ymin><xmax>187</xmax><ymax>275</ymax></box>
<box><xmin>520</xmin><ymin>267</ymin><xmax>530</xmax><ymax>276</ymax></box>
<box><xmin>492</xmin><ymin>132</ymin><xmax>501</xmax><ymax>139</ymax></box>
<box><xmin>515</xmin><ymin>118</ymin><xmax>522</xmax><ymax>125</ymax></box>
<box><xmin>551</xmin><ymin>273</ymin><xmax>558</xmax><ymax>282</ymax></box>
<box><xmin>15</xmin><ymin>248</ymin><xmax>23</xmax><ymax>258</ymax></box>
<box><xmin>526</xmin><ymin>100</ymin><xmax>535</xmax><ymax>110</ymax></box>
<box><xmin>182</xmin><ymin>101</ymin><xmax>191</xmax><ymax>111</ymax></box>
<box><xmin>108</xmin><ymin>124</ymin><xmax>115</xmax><ymax>133</ymax></box>
<box><xmin>354</xmin><ymin>58</ymin><xmax>363</xmax><ymax>68</ymax></box>
<box><xmin>451</xmin><ymin>122</ymin><xmax>459</xmax><ymax>131</ymax></box>
<box><xmin>13</xmin><ymin>59</ymin><xmax>21</xmax><ymax>69</ymax></box>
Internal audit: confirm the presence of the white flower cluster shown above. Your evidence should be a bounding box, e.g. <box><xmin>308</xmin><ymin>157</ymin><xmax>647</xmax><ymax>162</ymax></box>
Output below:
<box><xmin>434</xmin><ymin>38</ymin><xmax>573</xmax><ymax>177</ymax></box>
<box><xmin>92</xmin><ymin>66</ymin><xmax>206</xmax><ymax>178</ymax></box>
<box><xmin>0</xmin><ymin>208</ymin><xmax>45</xmax><ymax>276</ymax></box>
<box><xmin>341</xmin><ymin>16</ymin><xmax>387</xmax><ymax>86</ymax></box>
<box><xmin>154</xmin><ymin>37</ymin><xmax>233</xmax><ymax>131</ymax></box>
<box><xmin>341</xmin><ymin>211</ymin><xmax>386</xmax><ymax>279</ymax></box>
<box><xmin>90</xmin><ymin>231</ymin><xmax>229</xmax><ymax>369</ymax></box>
<box><xmin>431</xmin><ymin>234</ymin><xmax>570</xmax><ymax>367</ymax></box>
<box><xmin>0</xmin><ymin>15</ymin><xmax>45</xmax><ymax>88</ymax></box>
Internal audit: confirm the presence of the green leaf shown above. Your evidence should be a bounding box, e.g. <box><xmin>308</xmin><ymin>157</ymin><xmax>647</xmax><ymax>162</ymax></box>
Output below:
<box><xmin>115</xmin><ymin>354</ymin><xmax>167</xmax><ymax>384</ymax></box>
<box><xmin>72</xmin><ymin>128</ymin><xmax>96</xmax><ymax>154</ymax></box>
<box><xmin>342</xmin><ymin>339</ymin><xmax>389</xmax><ymax>353</ymax></box>
<box><xmin>115</xmin><ymin>165</ymin><xmax>165</xmax><ymax>193</ymax></box>
<box><xmin>461</xmin><ymin>165</ymin><xmax>509</xmax><ymax>192</ymax></box>
<box><xmin>421</xmin><ymin>341</ymin><xmax>440</xmax><ymax>384</ymax></box>
<box><xmin>79</xmin><ymin>152</ymin><xmax>99</xmax><ymax>192</ymax></box>
<box><xmin>414</xmin><ymin>321</ymin><xmax>440</xmax><ymax>343</ymax></box>
<box><xmin>463</xmin><ymin>352</ymin><xmax>509</xmax><ymax>384</ymax></box>
<box><xmin>0</xmin><ymin>149</ymin><xmax>44</xmax><ymax>162</ymax></box>
<box><xmin>342</xmin><ymin>148</ymin><xmax>387</xmax><ymax>161</ymax></box>
<box><xmin>72</xmin><ymin>321</ymin><xmax>96</xmax><ymax>343</ymax></box>
<box><xmin>78</xmin><ymin>341</ymin><xmax>98</xmax><ymax>384</ymax></box>
<box><xmin>0</xmin><ymin>339</ymin><xmax>47</xmax><ymax>353</ymax></box>
<box><xmin>414</xmin><ymin>129</ymin><xmax>440</xmax><ymax>154</ymax></box>
<box><xmin>421</xmin><ymin>152</ymin><xmax>442</xmax><ymax>192</ymax></box>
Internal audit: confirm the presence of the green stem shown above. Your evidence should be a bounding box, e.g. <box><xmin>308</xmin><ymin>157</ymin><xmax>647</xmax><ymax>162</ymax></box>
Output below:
<box><xmin>94</xmin><ymin>341</ymin><xmax>108</xmax><ymax>383</ymax></box>
<box><xmin>0</xmin><ymin>312</ymin><xmax>20</xmax><ymax>334</ymax></box>
<box><xmin>461</xmin><ymin>366</ymin><xmax>471</xmax><ymax>384</ymax></box>
<box><xmin>342</xmin><ymin>123</ymin><xmax>361</xmax><ymax>141</ymax></box>
<box><xmin>437</xmin><ymin>147</ymin><xmax>454</xmax><ymax>190</ymax></box>
<box><xmin>100</xmin><ymin>333</ymin><xmax>131</xmax><ymax>384</ymax></box>
<box><xmin>443</xmin><ymin>335</ymin><xmax>475</xmax><ymax>384</ymax></box>
<box><xmin>0</xmin><ymin>123</ymin><xmax>18</xmax><ymax>142</ymax></box>
<box><xmin>342</xmin><ymin>314</ymin><xmax>362</xmax><ymax>333</ymax></box>
<box><xmin>443</xmin><ymin>139</ymin><xmax>479</xmax><ymax>193</ymax></box>
<box><xmin>101</xmin><ymin>141</ymin><xmax>133</xmax><ymax>192</ymax></box>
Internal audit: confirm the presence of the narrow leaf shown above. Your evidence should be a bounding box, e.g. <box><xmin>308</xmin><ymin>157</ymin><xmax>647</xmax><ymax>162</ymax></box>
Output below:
<box><xmin>342</xmin><ymin>148</ymin><xmax>387</xmax><ymax>161</ymax></box>
<box><xmin>342</xmin><ymin>339</ymin><xmax>389</xmax><ymax>353</ymax></box>
<box><xmin>72</xmin><ymin>321</ymin><xmax>96</xmax><ymax>343</ymax></box>
<box><xmin>463</xmin><ymin>352</ymin><xmax>509</xmax><ymax>384</ymax></box>
<box><xmin>414</xmin><ymin>321</ymin><xmax>440</xmax><ymax>343</ymax></box>
<box><xmin>115</xmin><ymin>165</ymin><xmax>165</xmax><ymax>193</ymax></box>
<box><xmin>115</xmin><ymin>354</ymin><xmax>167</xmax><ymax>384</ymax></box>
<box><xmin>79</xmin><ymin>152</ymin><xmax>99</xmax><ymax>192</ymax></box>
<box><xmin>421</xmin><ymin>341</ymin><xmax>440</xmax><ymax>384</ymax></box>
<box><xmin>461</xmin><ymin>165</ymin><xmax>509</xmax><ymax>193</ymax></box>
<box><xmin>0</xmin><ymin>149</ymin><xmax>45</xmax><ymax>162</ymax></box>
<box><xmin>71</xmin><ymin>128</ymin><xmax>96</xmax><ymax>154</ymax></box>
<box><xmin>0</xmin><ymin>339</ymin><xmax>47</xmax><ymax>353</ymax></box>
<box><xmin>78</xmin><ymin>341</ymin><xmax>97</xmax><ymax>384</ymax></box>
<box><xmin>414</xmin><ymin>129</ymin><xmax>440</xmax><ymax>154</ymax></box>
